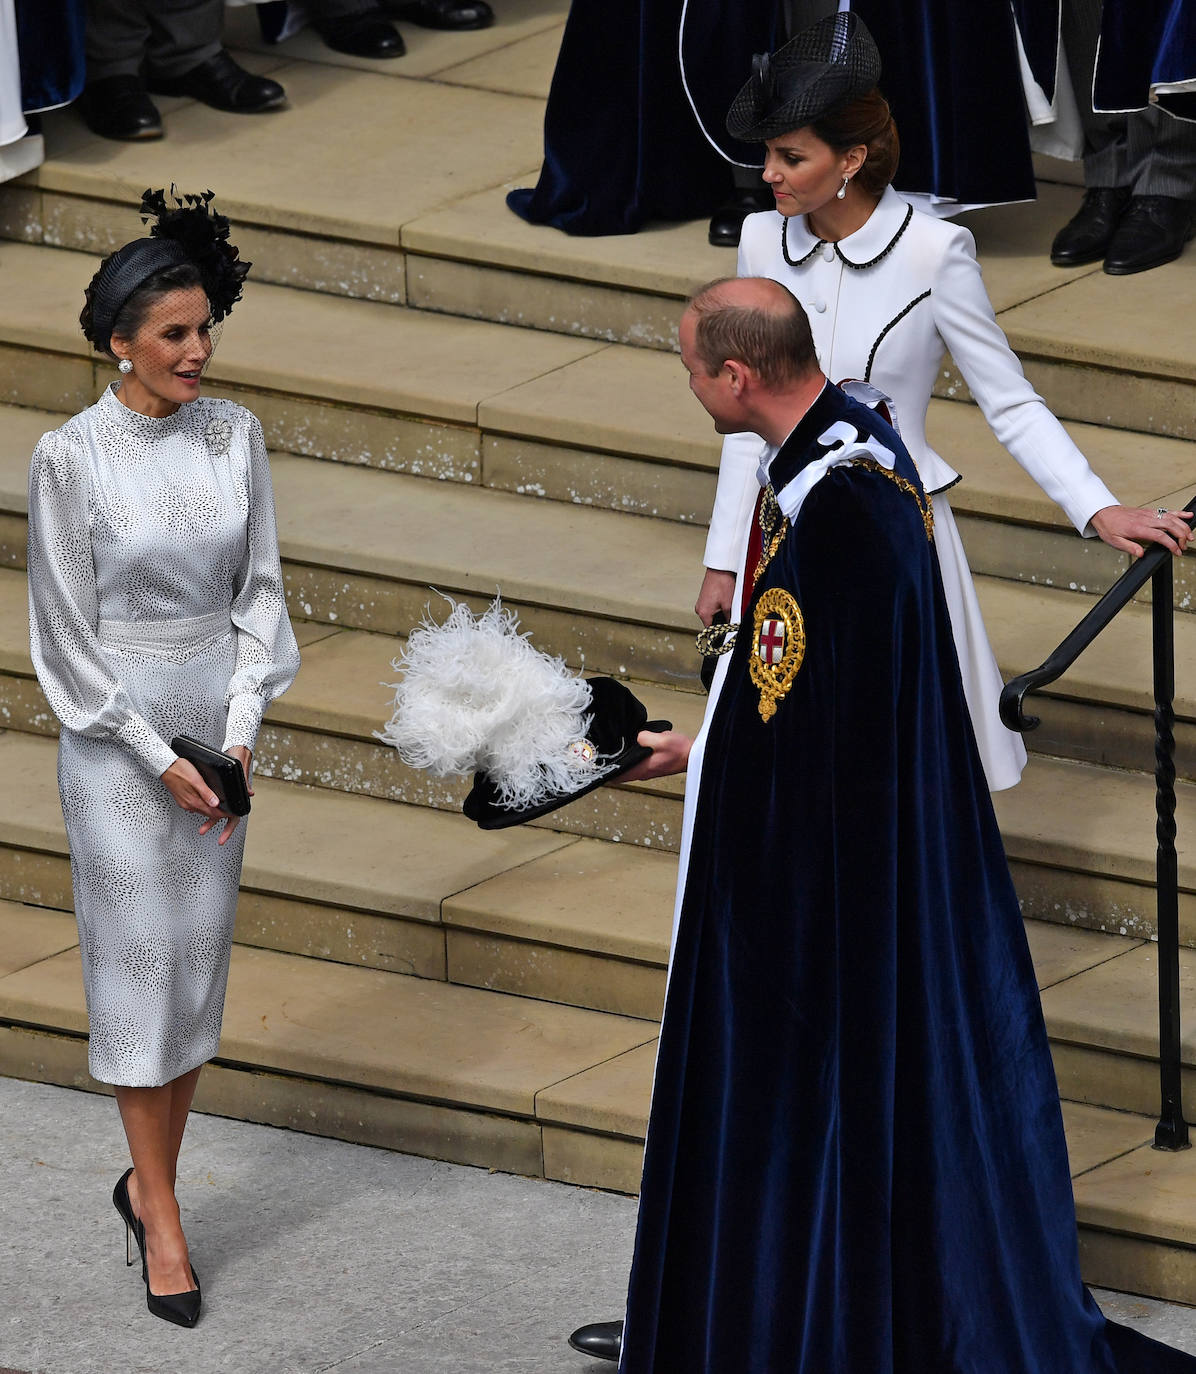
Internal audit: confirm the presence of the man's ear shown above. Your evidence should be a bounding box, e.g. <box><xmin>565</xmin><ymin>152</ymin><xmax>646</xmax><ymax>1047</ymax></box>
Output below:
<box><xmin>725</xmin><ymin>359</ymin><xmax>751</xmax><ymax>395</ymax></box>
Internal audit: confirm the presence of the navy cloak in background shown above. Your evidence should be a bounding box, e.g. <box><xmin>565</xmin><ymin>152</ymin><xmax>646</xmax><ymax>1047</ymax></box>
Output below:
<box><xmin>617</xmin><ymin>385</ymin><xmax>1196</xmax><ymax>1373</ymax></box>
<box><xmin>508</xmin><ymin>0</ymin><xmax>1035</xmax><ymax>237</ymax></box>
<box><xmin>1014</xmin><ymin>0</ymin><xmax>1196</xmax><ymax>122</ymax></box>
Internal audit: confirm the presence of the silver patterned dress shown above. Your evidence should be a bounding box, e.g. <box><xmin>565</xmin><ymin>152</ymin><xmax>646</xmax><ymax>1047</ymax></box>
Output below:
<box><xmin>27</xmin><ymin>382</ymin><xmax>300</xmax><ymax>1087</ymax></box>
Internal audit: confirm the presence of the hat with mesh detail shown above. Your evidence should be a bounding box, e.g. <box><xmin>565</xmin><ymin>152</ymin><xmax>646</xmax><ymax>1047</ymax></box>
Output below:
<box><xmin>725</xmin><ymin>12</ymin><xmax>881</xmax><ymax>144</ymax></box>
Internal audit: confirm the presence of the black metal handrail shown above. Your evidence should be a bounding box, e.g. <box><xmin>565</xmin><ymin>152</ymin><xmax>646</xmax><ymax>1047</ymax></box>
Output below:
<box><xmin>999</xmin><ymin>496</ymin><xmax>1196</xmax><ymax>1152</ymax></box>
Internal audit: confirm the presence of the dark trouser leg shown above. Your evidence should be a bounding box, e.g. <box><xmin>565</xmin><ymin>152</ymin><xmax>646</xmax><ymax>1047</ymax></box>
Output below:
<box><xmin>307</xmin><ymin>0</ymin><xmax>379</xmax><ymax>17</ymax></box>
<box><xmin>85</xmin><ymin>0</ymin><xmax>153</xmax><ymax>80</ymax></box>
<box><xmin>1062</xmin><ymin>0</ymin><xmax>1130</xmax><ymax>186</ymax></box>
<box><xmin>141</xmin><ymin>0</ymin><xmax>223</xmax><ymax>79</ymax></box>
<box><xmin>1125</xmin><ymin>106</ymin><xmax>1196</xmax><ymax>199</ymax></box>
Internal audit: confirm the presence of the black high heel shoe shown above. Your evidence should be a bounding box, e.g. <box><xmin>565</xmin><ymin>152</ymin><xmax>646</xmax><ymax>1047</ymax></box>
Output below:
<box><xmin>113</xmin><ymin>1169</ymin><xmax>202</xmax><ymax>1327</ymax></box>
<box><xmin>113</xmin><ymin>1167</ymin><xmax>145</xmax><ymax>1275</ymax></box>
<box><xmin>135</xmin><ymin>1218</ymin><xmax>202</xmax><ymax>1328</ymax></box>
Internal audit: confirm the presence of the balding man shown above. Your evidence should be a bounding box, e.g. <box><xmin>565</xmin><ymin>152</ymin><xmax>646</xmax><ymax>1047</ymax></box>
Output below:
<box><xmin>574</xmin><ymin>278</ymin><xmax>1196</xmax><ymax>1373</ymax></box>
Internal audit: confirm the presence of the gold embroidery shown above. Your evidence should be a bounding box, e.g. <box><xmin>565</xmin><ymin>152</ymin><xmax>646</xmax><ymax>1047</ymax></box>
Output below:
<box><xmin>752</xmin><ymin>485</ymin><xmax>790</xmax><ymax>589</ymax></box>
<box><xmin>750</xmin><ymin>587</ymin><xmax>806</xmax><ymax>722</ymax></box>
<box><xmin>849</xmin><ymin>457</ymin><xmax>934</xmax><ymax>540</ymax></box>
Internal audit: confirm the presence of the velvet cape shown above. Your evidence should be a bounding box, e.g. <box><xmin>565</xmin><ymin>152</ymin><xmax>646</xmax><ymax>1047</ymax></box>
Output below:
<box><xmin>617</xmin><ymin>384</ymin><xmax>1195</xmax><ymax>1373</ymax></box>
<box><xmin>1013</xmin><ymin>0</ymin><xmax>1196</xmax><ymax>120</ymax></box>
<box><xmin>507</xmin><ymin>0</ymin><xmax>1036</xmax><ymax>237</ymax></box>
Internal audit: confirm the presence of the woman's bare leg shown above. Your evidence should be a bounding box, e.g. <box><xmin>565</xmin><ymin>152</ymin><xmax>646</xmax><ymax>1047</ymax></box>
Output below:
<box><xmin>166</xmin><ymin>1065</ymin><xmax>202</xmax><ymax>1189</ymax></box>
<box><xmin>116</xmin><ymin>1075</ymin><xmax>198</xmax><ymax>1297</ymax></box>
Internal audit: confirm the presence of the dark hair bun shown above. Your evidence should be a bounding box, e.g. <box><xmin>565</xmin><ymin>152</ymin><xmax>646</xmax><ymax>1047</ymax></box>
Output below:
<box><xmin>140</xmin><ymin>187</ymin><xmax>250</xmax><ymax>323</ymax></box>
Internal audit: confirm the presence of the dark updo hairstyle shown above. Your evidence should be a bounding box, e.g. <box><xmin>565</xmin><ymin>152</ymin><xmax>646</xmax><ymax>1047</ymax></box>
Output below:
<box><xmin>79</xmin><ymin>187</ymin><xmax>250</xmax><ymax>358</ymax></box>
<box><xmin>812</xmin><ymin>88</ymin><xmax>900</xmax><ymax>197</ymax></box>
<box><xmin>80</xmin><ymin>259</ymin><xmax>206</xmax><ymax>359</ymax></box>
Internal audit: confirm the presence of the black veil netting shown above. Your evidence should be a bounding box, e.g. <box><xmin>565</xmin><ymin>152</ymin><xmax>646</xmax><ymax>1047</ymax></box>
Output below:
<box><xmin>139</xmin><ymin>186</ymin><xmax>250</xmax><ymax>324</ymax></box>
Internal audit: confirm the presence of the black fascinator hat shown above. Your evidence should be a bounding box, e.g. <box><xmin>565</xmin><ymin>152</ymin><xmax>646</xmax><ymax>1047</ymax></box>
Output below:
<box><xmin>84</xmin><ymin>187</ymin><xmax>250</xmax><ymax>354</ymax></box>
<box><xmin>725</xmin><ymin>11</ymin><xmax>881</xmax><ymax>144</ymax></box>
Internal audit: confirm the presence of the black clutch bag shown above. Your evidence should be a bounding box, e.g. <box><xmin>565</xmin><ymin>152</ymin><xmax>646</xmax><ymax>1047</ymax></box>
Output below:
<box><xmin>170</xmin><ymin>735</ymin><xmax>252</xmax><ymax>816</ymax></box>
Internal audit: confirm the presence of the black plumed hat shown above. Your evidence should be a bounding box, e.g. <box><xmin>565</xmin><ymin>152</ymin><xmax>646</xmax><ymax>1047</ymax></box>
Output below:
<box><xmin>725</xmin><ymin>11</ymin><xmax>881</xmax><ymax>144</ymax></box>
<box><xmin>463</xmin><ymin>676</ymin><xmax>669</xmax><ymax>830</ymax></box>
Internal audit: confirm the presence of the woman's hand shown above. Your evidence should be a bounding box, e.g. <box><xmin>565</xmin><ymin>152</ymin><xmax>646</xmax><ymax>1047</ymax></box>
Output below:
<box><xmin>695</xmin><ymin>568</ymin><xmax>736</xmax><ymax>626</ymax></box>
<box><xmin>162</xmin><ymin>758</ymin><xmax>226</xmax><ymax>833</ymax></box>
<box><xmin>618</xmin><ymin>730</ymin><xmax>693</xmax><ymax>783</ymax></box>
<box><xmin>197</xmin><ymin>747</ymin><xmax>253</xmax><ymax>847</ymax></box>
<box><xmin>1091</xmin><ymin>504</ymin><xmax>1193</xmax><ymax>559</ymax></box>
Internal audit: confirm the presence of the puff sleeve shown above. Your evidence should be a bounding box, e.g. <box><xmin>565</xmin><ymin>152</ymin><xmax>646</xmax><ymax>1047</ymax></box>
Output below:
<box><xmin>220</xmin><ymin>415</ymin><xmax>300</xmax><ymax>752</ymax></box>
<box><xmin>27</xmin><ymin>429</ymin><xmax>179</xmax><ymax>778</ymax></box>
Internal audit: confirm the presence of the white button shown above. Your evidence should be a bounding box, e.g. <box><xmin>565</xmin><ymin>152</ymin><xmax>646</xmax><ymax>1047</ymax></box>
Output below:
<box><xmin>813</xmin><ymin>299</ymin><xmax>827</xmax><ymax>313</ymax></box>
<box><xmin>822</xmin><ymin>244</ymin><xmax>835</xmax><ymax>262</ymax></box>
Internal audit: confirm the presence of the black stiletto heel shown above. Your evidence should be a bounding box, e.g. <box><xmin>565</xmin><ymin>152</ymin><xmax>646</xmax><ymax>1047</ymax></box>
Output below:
<box><xmin>136</xmin><ymin>1218</ymin><xmax>202</xmax><ymax>1328</ymax></box>
<box><xmin>112</xmin><ymin>1167</ymin><xmax>145</xmax><ymax>1276</ymax></box>
<box><xmin>113</xmin><ymin>1168</ymin><xmax>202</xmax><ymax>1327</ymax></box>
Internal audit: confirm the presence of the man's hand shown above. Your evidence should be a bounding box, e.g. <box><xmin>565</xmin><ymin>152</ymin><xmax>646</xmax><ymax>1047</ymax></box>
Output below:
<box><xmin>1091</xmin><ymin>504</ymin><xmax>1193</xmax><ymax>559</ymax></box>
<box><xmin>695</xmin><ymin>568</ymin><xmax>736</xmax><ymax>626</ymax></box>
<box><xmin>618</xmin><ymin>730</ymin><xmax>693</xmax><ymax>783</ymax></box>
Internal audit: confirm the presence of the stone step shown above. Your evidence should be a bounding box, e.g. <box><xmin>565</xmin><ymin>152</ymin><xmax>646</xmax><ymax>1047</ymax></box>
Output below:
<box><xmin>7</xmin><ymin>99</ymin><xmax>1195</xmax><ymax>452</ymax></box>
<box><xmin>0</xmin><ymin>897</ymin><xmax>658</xmax><ymax>1189</ymax></box>
<box><xmin>5</xmin><ymin>706</ymin><xmax>1196</xmax><ymax>1030</ymax></box>
<box><xmin>4</xmin><ymin>894</ymin><xmax>1195</xmax><ymax>1301</ymax></box>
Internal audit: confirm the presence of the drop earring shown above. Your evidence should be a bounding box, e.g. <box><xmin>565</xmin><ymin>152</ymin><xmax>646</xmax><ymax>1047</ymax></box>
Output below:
<box><xmin>836</xmin><ymin>176</ymin><xmax>850</xmax><ymax>201</ymax></box>
<box><xmin>118</xmin><ymin>359</ymin><xmax>133</xmax><ymax>374</ymax></box>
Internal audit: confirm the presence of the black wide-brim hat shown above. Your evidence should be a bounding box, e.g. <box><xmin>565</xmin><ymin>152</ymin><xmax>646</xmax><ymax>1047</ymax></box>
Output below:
<box><xmin>725</xmin><ymin>11</ymin><xmax>881</xmax><ymax>144</ymax></box>
<box><xmin>463</xmin><ymin>677</ymin><xmax>671</xmax><ymax>830</ymax></box>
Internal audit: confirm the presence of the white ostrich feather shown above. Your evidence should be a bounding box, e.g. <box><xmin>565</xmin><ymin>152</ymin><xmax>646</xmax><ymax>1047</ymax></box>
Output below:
<box><xmin>376</xmin><ymin>595</ymin><xmax>613</xmax><ymax>810</ymax></box>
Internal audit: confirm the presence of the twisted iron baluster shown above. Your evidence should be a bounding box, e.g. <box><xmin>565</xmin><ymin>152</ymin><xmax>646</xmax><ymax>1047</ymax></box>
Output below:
<box><xmin>1152</xmin><ymin>556</ymin><xmax>1189</xmax><ymax>1150</ymax></box>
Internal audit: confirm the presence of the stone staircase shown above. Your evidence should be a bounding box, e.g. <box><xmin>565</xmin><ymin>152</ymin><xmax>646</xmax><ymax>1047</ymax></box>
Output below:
<box><xmin>2</xmin><ymin>5</ymin><xmax>1196</xmax><ymax>1303</ymax></box>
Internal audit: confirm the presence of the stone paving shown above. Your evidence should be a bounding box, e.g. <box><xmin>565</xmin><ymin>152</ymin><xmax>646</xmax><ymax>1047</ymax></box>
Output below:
<box><xmin>3</xmin><ymin>1075</ymin><xmax>1196</xmax><ymax>1373</ymax></box>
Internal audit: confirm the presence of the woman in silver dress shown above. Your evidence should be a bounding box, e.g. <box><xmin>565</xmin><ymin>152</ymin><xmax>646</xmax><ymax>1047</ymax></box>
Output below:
<box><xmin>26</xmin><ymin>190</ymin><xmax>299</xmax><ymax>1327</ymax></box>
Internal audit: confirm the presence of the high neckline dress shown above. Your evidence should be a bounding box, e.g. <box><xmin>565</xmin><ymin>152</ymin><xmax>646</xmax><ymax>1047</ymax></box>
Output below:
<box><xmin>27</xmin><ymin>383</ymin><xmax>300</xmax><ymax>1087</ymax></box>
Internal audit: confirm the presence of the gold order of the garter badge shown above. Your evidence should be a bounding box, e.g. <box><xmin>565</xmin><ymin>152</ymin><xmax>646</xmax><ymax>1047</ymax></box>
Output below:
<box><xmin>750</xmin><ymin>586</ymin><xmax>805</xmax><ymax>722</ymax></box>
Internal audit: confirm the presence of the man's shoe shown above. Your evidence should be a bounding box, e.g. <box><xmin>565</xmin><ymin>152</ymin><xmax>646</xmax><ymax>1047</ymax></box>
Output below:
<box><xmin>1050</xmin><ymin>186</ymin><xmax>1131</xmax><ymax>266</ymax></box>
<box><xmin>708</xmin><ymin>186</ymin><xmax>777</xmax><ymax>248</ymax></box>
<box><xmin>148</xmin><ymin>50</ymin><xmax>287</xmax><ymax>112</ymax></box>
<box><xmin>1103</xmin><ymin>195</ymin><xmax>1196</xmax><ymax>275</ymax></box>
<box><xmin>568</xmin><ymin>1320</ymin><xmax>623</xmax><ymax>1362</ymax></box>
<box><xmin>76</xmin><ymin>76</ymin><xmax>163</xmax><ymax>141</ymax></box>
<box><xmin>386</xmin><ymin>0</ymin><xmax>494</xmax><ymax>30</ymax></box>
<box><xmin>317</xmin><ymin>11</ymin><xmax>406</xmax><ymax>57</ymax></box>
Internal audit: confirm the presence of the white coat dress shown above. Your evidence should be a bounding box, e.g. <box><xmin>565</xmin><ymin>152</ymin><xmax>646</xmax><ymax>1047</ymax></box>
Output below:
<box><xmin>704</xmin><ymin>186</ymin><xmax>1120</xmax><ymax>791</ymax></box>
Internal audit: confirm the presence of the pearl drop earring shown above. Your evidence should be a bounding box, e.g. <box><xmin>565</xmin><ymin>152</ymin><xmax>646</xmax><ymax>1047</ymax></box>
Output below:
<box><xmin>118</xmin><ymin>359</ymin><xmax>133</xmax><ymax>374</ymax></box>
<box><xmin>836</xmin><ymin>176</ymin><xmax>850</xmax><ymax>201</ymax></box>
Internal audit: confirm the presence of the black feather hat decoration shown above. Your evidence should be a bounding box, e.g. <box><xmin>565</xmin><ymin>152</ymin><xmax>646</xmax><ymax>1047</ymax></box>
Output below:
<box><xmin>140</xmin><ymin>186</ymin><xmax>250</xmax><ymax>322</ymax></box>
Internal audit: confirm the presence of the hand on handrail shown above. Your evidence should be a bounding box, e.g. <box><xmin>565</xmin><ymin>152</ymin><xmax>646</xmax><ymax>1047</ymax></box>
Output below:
<box><xmin>1091</xmin><ymin>504</ymin><xmax>1194</xmax><ymax>559</ymax></box>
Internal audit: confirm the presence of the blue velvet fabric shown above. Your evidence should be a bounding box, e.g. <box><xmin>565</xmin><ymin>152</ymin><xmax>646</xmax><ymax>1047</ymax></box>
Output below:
<box><xmin>15</xmin><ymin>0</ymin><xmax>86</xmax><ymax>111</ymax></box>
<box><xmin>1095</xmin><ymin>0</ymin><xmax>1196</xmax><ymax>120</ymax></box>
<box><xmin>507</xmin><ymin>0</ymin><xmax>774</xmax><ymax>235</ymax></box>
<box><xmin>851</xmin><ymin>0</ymin><xmax>1036</xmax><ymax>203</ymax></box>
<box><xmin>618</xmin><ymin>385</ymin><xmax>1196</xmax><ymax>1373</ymax></box>
<box><xmin>1013</xmin><ymin>0</ymin><xmax>1196</xmax><ymax>122</ymax></box>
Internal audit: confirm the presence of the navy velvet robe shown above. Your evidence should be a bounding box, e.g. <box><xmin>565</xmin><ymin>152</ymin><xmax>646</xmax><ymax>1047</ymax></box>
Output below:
<box><xmin>508</xmin><ymin>0</ymin><xmax>1035</xmax><ymax>237</ymax></box>
<box><xmin>618</xmin><ymin>385</ymin><xmax>1195</xmax><ymax>1373</ymax></box>
<box><xmin>1014</xmin><ymin>0</ymin><xmax>1196</xmax><ymax>121</ymax></box>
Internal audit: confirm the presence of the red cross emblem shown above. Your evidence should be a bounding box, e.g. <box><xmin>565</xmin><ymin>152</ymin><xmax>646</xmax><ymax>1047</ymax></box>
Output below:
<box><xmin>757</xmin><ymin>618</ymin><xmax>786</xmax><ymax>665</ymax></box>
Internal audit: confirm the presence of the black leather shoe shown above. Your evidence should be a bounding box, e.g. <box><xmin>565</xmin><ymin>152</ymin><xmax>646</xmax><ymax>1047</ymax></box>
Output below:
<box><xmin>568</xmin><ymin>1320</ymin><xmax>623</xmax><ymax>1362</ymax></box>
<box><xmin>708</xmin><ymin>186</ymin><xmax>777</xmax><ymax>248</ymax></box>
<box><xmin>148</xmin><ymin>50</ymin><xmax>287</xmax><ymax>112</ymax></box>
<box><xmin>386</xmin><ymin>0</ymin><xmax>494</xmax><ymax>29</ymax></box>
<box><xmin>77</xmin><ymin>76</ymin><xmax>163</xmax><ymax>141</ymax></box>
<box><xmin>317</xmin><ymin>11</ymin><xmax>406</xmax><ymax>57</ymax></box>
<box><xmin>1050</xmin><ymin>186</ymin><xmax>1131</xmax><ymax>266</ymax></box>
<box><xmin>1103</xmin><ymin>195</ymin><xmax>1196</xmax><ymax>275</ymax></box>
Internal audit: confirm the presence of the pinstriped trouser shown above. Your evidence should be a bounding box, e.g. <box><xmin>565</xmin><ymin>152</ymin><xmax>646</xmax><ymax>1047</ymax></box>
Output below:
<box><xmin>1063</xmin><ymin>0</ymin><xmax>1196</xmax><ymax>198</ymax></box>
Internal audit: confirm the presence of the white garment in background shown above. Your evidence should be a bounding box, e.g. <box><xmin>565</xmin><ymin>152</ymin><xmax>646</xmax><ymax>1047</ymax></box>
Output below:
<box><xmin>705</xmin><ymin>187</ymin><xmax>1121</xmax><ymax>791</ymax></box>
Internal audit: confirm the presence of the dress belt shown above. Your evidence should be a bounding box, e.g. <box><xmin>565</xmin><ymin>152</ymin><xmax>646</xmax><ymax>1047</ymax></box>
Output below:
<box><xmin>98</xmin><ymin>610</ymin><xmax>233</xmax><ymax>661</ymax></box>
